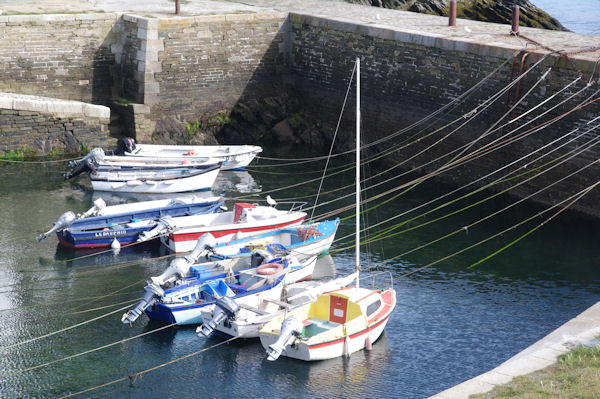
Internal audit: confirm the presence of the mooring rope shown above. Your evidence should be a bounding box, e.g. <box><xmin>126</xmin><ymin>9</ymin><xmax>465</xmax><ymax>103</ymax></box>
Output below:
<box><xmin>7</xmin><ymin>322</ymin><xmax>177</xmax><ymax>376</ymax></box>
<box><xmin>333</xmin><ymin>124</ymin><xmax>596</xmax><ymax>247</ymax></box>
<box><xmin>349</xmin><ymin>140</ymin><xmax>600</xmax><ymax>251</ymax></box>
<box><xmin>58</xmin><ymin>335</ymin><xmax>242</xmax><ymax>399</ymax></box>
<box><xmin>0</xmin><ymin>304</ymin><xmax>134</xmax><ymax>351</ymax></box>
<box><xmin>393</xmin><ymin>178</ymin><xmax>600</xmax><ymax>279</ymax></box>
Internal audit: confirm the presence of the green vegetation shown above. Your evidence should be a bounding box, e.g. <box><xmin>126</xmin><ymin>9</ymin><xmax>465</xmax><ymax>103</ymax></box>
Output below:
<box><xmin>114</xmin><ymin>97</ymin><xmax>136</xmax><ymax>105</ymax></box>
<box><xmin>472</xmin><ymin>344</ymin><xmax>600</xmax><ymax>399</ymax></box>
<box><xmin>0</xmin><ymin>147</ymin><xmax>38</xmax><ymax>161</ymax></box>
<box><xmin>186</xmin><ymin>121</ymin><xmax>201</xmax><ymax>140</ymax></box>
<box><xmin>215</xmin><ymin>115</ymin><xmax>232</xmax><ymax>126</ymax></box>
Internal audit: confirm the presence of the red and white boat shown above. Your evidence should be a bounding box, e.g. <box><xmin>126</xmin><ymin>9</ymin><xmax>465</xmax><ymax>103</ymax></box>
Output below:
<box><xmin>137</xmin><ymin>202</ymin><xmax>307</xmax><ymax>253</ymax></box>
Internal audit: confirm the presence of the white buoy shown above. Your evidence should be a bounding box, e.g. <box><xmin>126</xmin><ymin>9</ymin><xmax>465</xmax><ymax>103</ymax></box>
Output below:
<box><xmin>111</xmin><ymin>238</ymin><xmax>121</xmax><ymax>249</ymax></box>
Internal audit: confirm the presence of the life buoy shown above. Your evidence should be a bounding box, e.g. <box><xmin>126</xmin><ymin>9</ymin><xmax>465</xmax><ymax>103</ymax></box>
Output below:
<box><xmin>256</xmin><ymin>261</ymin><xmax>284</xmax><ymax>275</ymax></box>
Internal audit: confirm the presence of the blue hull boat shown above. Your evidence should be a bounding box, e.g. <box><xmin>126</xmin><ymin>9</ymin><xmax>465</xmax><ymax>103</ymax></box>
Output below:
<box><xmin>55</xmin><ymin>199</ymin><xmax>223</xmax><ymax>248</ymax></box>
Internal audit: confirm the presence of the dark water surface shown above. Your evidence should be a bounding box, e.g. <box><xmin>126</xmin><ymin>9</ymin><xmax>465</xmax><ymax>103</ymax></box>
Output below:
<box><xmin>0</xmin><ymin>152</ymin><xmax>599</xmax><ymax>398</ymax></box>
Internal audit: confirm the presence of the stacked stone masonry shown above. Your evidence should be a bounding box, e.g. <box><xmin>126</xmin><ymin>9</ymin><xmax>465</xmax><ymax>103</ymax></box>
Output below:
<box><xmin>0</xmin><ymin>109</ymin><xmax>107</xmax><ymax>154</ymax></box>
<box><xmin>0</xmin><ymin>11</ymin><xmax>599</xmax><ymax>216</ymax></box>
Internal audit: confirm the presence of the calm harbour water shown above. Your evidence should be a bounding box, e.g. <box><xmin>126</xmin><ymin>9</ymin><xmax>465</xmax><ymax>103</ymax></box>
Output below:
<box><xmin>0</xmin><ymin>150</ymin><xmax>599</xmax><ymax>398</ymax></box>
<box><xmin>533</xmin><ymin>0</ymin><xmax>600</xmax><ymax>35</ymax></box>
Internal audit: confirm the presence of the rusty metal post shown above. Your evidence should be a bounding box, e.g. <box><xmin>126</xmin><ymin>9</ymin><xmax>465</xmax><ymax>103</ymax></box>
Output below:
<box><xmin>511</xmin><ymin>5</ymin><xmax>520</xmax><ymax>35</ymax></box>
<box><xmin>175</xmin><ymin>0</ymin><xmax>181</xmax><ymax>15</ymax></box>
<box><xmin>449</xmin><ymin>0</ymin><xmax>457</xmax><ymax>27</ymax></box>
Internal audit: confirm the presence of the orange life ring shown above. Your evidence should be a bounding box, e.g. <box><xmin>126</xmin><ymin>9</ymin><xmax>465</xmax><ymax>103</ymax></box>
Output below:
<box><xmin>256</xmin><ymin>262</ymin><xmax>284</xmax><ymax>275</ymax></box>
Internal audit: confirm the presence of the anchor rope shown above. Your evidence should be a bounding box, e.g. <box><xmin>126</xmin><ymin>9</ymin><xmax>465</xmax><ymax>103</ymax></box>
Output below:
<box><xmin>333</xmin><ymin>124</ymin><xmax>597</xmax><ymax>248</ymax></box>
<box><xmin>6</xmin><ymin>323</ymin><xmax>177</xmax><ymax>376</ymax></box>
<box><xmin>340</xmin><ymin>136</ymin><xmax>600</xmax><ymax>252</ymax></box>
<box><xmin>392</xmin><ymin>178</ymin><xmax>599</xmax><ymax>279</ymax></box>
<box><xmin>0</xmin><ymin>304</ymin><xmax>134</xmax><ymax>351</ymax></box>
<box><xmin>57</xmin><ymin>335</ymin><xmax>242</xmax><ymax>399</ymax></box>
<box><xmin>254</xmin><ymin>57</ymin><xmax>512</xmax><ymax>163</ymax></box>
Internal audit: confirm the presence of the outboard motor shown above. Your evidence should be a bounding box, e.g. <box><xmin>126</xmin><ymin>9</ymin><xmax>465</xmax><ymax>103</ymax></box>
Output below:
<box><xmin>266</xmin><ymin>315</ymin><xmax>303</xmax><ymax>361</ymax></box>
<box><xmin>36</xmin><ymin>211</ymin><xmax>76</xmax><ymax>242</ymax></box>
<box><xmin>196</xmin><ymin>296</ymin><xmax>240</xmax><ymax>337</ymax></box>
<box><xmin>137</xmin><ymin>215</ymin><xmax>175</xmax><ymax>242</ymax></box>
<box><xmin>65</xmin><ymin>148</ymin><xmax>105</xmax><ymax>180</ymax></box>
<box><xmin>79</xmin><ymin>198</ymin><xmax>107</xmax><ymax>218</ymax></box>
<box><xmin>113</xmin><ymin>137</ymin><xmax>137</xmax><ymax>155</ymax></box>
<box><xmin>251</xmin><ymin>249</ymin><xmax>274</xmax><ymax>268</ymax></box>
<box><xmin>121</xmin><ymin>283</ymin><xmax>164</xmax><ymax>324</ymax></box>
<box><xmin>149</xmin><ymin>233</ymin><xmax>217</xmax><ymax>286</ymax></box>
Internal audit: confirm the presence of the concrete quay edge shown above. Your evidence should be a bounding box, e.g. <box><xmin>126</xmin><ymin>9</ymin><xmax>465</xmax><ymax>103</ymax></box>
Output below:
<box><xmin>0</xmin><ymin>92</ymin><xmax>110</xmax><ymax>120</ymax></box>
<box><xmin>429</xmin><ymin>301</ymin><xmax>600</xmax><ymax>399</ymax></box>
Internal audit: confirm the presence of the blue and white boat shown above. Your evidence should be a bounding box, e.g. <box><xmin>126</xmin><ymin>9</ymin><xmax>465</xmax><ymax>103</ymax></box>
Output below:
<box><xmin>121</xmin><ymin>255</ymin><xmax>317</xmax><ymax>326</ymax></box>
<box><xmin>36</xmin><ymin>196</ymin><xmax>223</xmax><ymax>249</ymax></box>
<box><xmin>146</xmin><ymin>219</ymin><xmax>340</xmax><ymax>288</ymax></box>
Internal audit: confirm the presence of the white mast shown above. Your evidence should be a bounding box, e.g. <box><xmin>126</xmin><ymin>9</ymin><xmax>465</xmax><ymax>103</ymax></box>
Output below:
<box><xmin>355</xmin><ymin>57</ymin><xmax>361</xmax><ymax>288</ymax></box>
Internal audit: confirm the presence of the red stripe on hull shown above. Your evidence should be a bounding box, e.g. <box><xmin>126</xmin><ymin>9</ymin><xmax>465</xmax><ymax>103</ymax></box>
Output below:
<box><xmin>169</xmin><ymin>217</ymin><xmax>305</xmax><ymax>242</ymax></box>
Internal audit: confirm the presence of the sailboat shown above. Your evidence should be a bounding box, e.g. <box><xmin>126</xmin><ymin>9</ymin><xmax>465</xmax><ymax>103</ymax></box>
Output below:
<box><xmin>258</xmin><ymin>58</ymin><xmax>396</xmax><ymax>361</ymax></box>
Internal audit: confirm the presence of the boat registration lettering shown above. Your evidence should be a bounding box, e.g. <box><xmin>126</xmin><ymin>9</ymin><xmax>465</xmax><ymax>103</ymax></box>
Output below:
<box><xmin>93</xmin><ymin>230</ymin><xmax>128</xmax><ymax>238</ymax></box>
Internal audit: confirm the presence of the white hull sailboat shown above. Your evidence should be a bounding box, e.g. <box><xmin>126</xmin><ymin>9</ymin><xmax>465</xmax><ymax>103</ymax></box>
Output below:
<box><xmin>258</xmin><ymin>58</ymin><xmax>396</xmax><ymax>361</ymax></box>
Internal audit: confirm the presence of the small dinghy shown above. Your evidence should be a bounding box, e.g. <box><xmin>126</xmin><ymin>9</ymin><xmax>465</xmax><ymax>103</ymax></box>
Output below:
<box><xmin>121</xmin><ymin>254</ymin><xmax>317</xmax><ymax>326</ymax></box>
<box><xmin>118</xmin><ymin>138</ymin><xmax>262</xmax><ymax>170</ymax></box>
<box><xmin>65</xmin><ymin>148</ymin><xmax>221</xmax><ymax>193</ymax></box>
<box><xmin>36</xmin><ymin>196</ymin><xmax>223</xmax><ymax>248</ymax></box>
<box><xmin>137</xmin><ymin>201</ymin><xmax>307</xmax><ymax>253</ymax></box>
<box><xmin>206</xmin><ymin>218</ymin><xmax>340</xmax><ymax>264</ymax></box>
<box><xmin>198</xmin><ymin>272</ymin><xmax>357</xmax><ymax>339</ymax></box>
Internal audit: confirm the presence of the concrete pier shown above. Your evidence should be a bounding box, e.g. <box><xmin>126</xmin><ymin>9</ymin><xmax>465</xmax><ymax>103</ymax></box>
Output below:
<box><xmin>430</xmin><ymin>301</ymin><xmax>600</xmax><ymax>398</ymax></box>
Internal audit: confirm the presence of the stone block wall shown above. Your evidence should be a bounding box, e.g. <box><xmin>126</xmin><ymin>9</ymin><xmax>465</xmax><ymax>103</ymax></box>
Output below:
<box><xmin>0</xmin><ymin>13</ymin><xmax>118</xmax><ymax>104</ymax></box>
<box><xmin>286</xmin><ymin>13</ymin><xmax>600</xmax><ymax>217</ymax></box>
<box><xmin>151</xmin><ymin>13</ymin><xmax>286</xmax><ymax>121</ymax></box>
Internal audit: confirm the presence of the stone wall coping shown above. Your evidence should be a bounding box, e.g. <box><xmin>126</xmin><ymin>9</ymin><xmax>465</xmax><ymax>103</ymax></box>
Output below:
<box><xmin>290</xmin><ymin>12</ymin><xmax>600</xmax><ymax>68</ymax></box>
<box><xmin>0</xmin><ymin>13</ymin><xmax>118</xmax><ymax>23</ymax></box>
<box><xmin>0</xmin><ymin>93</ymin><xmax>110</xmax><ymax>120</ymax></box>
<box><xmin>122</xmin><ymin>12</ymin><xmax>285</xmax><ymax>29</ymax></box>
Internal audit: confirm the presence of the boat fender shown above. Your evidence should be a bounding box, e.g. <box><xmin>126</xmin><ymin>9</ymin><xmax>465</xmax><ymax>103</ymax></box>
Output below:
<box><xmin>266</xmin><ymin>315</ymin><xmax>303</xmax><ymax>361</ymax></box>
<box><xmin>256</xmin><ymin>261</ymin><xmax>283</xmax><ymax>276</ymax></box>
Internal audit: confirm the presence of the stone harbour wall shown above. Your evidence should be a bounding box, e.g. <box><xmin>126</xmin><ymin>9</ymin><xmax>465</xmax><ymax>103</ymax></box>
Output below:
<box><xmin>285</xmin><ymin>13</ymin><xmax>600</xmax><ymax>217</ymax></box>
<box><xmin>0</xmin><ymin>13</ymin><xmax>118</xmax><ymax>104</ymax></box>
<box><xmin>0</xmin><ymin>94</ymin><xmax>109</xmax><ymax>154</ymax></box>
<box><xmin>153</xmin><ymin>13</ymin><xmax>286</xmax><ymax>120</ymax></box>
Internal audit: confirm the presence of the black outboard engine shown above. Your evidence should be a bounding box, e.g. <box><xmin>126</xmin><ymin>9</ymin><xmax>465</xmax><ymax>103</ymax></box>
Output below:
<box><xmin>251</xmin><ymin>249</ymin><xmax>273</xmax><ymax>268</ymax></box>
<box><xmin>65</xmin><ymin>148</ymin><xmax>104</xmax><ymax>180</ymax></box>
<box><xmin>113</xmin><ymin>137</ymin><xmax>137</xmax><ymax>155</ymax></box>
<box><xmin>196</xmin><ymin>296</ymin><xmax>240</xmax><ymax>337</ymax></box>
